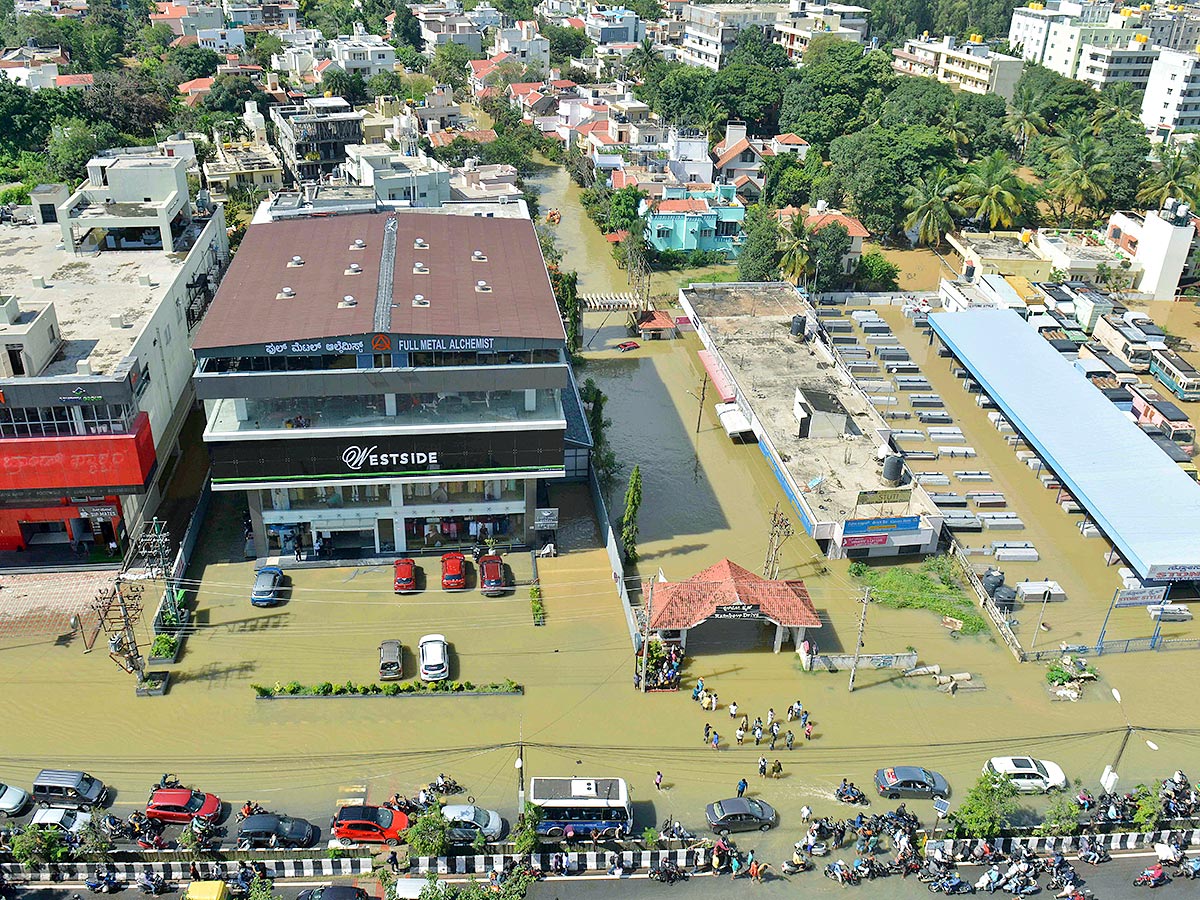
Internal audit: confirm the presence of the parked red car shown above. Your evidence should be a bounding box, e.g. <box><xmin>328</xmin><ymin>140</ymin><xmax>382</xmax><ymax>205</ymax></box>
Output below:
<box><xmin>331</xmin><ymin>805</ymin><xmax>409</xmax><ymax>846</ymax></box>
<box><xmin>441</xmin><ymin>552</ymin><xmax>467</xmax><ymax>591</ymax></box>
<box><xmin>146</xmin><ymin>788</ymin><xmax>221</xmax><ymax>824</ymax></box>
<box><xmin>393</xmin><ymin>558</ymin><xmax>417</xmax><ymax>594</ymax></box>
<box><xmin>478</xmin><ymin>554</ymin><xmax>506</xmax><ymax>596</ymax></box>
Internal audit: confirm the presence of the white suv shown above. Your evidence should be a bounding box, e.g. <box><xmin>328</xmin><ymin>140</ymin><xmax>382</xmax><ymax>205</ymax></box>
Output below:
<box><xmin>32</xmin><ymin>807</ymin><xmax>92</xmax><ymax>834</ymax></box>
<box><xmin>984</xmin><ymin>756</ymin><xmax>1067</xmax><ymax>793</ymax></box>
<box><xmin>418</xmin><ymin>634</ymin><xmax>449</xmax><ymax>682</ymax></box>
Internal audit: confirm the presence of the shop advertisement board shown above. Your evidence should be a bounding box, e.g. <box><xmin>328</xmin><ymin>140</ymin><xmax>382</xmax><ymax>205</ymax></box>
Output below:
<box><xmin>842</xmin><ymin>534</ymin><xmax>888</xmax><ymax>548</ymax></box>
<box><xmin>1113</xmin><ymin>586</ymin><xmax>1170</xmax><ymax>607</ymax></box>
<box><xmin>1146</xmin><ymin>564</ymin><xmax>1200</xmax><ymax>582</ymax></box>
<box><xmin>713</xmin><ymin>604</ymin><xmax>761</xmax><ymax>620</ymax></box>
<box><xmin>855</xmin><ymin>488</ymin><xmax>913</xmax><ymax>506</ymax></box>
<box><xmin>843</xmin><ymin>516</ymin><xmax>921</xmax><ymax>536</ymax></box>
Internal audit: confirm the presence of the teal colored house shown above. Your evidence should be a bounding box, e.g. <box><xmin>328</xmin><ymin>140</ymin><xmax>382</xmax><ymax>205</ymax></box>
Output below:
<box><xmin>639</xmin><ymin>184</ymin><xmax>745</xmax><ymax>258</ymax></box>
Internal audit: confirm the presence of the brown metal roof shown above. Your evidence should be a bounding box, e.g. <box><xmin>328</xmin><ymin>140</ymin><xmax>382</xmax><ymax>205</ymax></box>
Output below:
<box><xmin>192</xmin><ymin>211</ymin><xmax>565</xmax><ymax>351</ymax></box>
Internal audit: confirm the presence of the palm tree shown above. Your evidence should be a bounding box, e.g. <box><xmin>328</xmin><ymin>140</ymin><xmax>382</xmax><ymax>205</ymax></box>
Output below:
<box><xmin>943</xmin><ymin>101</ymin><xmax>972</xmax><ymax>160</ymax></box>
<box><xmin>778</xmin><ymin>218</ymin><xmax>812</xmax><ymax>285</ymax></box>
<box><xmin>1006</xmin><ymin>86</ymin><xmax>1047</xmax><ymax>160</ymax></box>
<box><xmin>958</xmin><ymin>151</ymin><xmax>1030</xmax><ymax>229</ymax></box>
<box><xmin>1092</xmin><ymin>82</ymin><xmax>1140</xmax><ymax>133</ymax></box>
<box><xmin>627</xmin><ymin>38</ymin><xmax>662</xmax><ymax>81</ymax></box>
<box><xmin>1042</xmin><ymin>114</ymin><xmax>1090</xmax><ymax>162</ymax></box>
<box><xmin>1046</xmin><ymin>135</ymin><xmax>1111</xmax><ymax>224</ymax></box>
<box><xmin>1137</xmin><ymin>143</ymin><xmax>1200</xmax><ymax>209</ymax></box>
<box><xmin>903</xmin><ymin>167</ymin><xmax>966</xmax><ymax>247</ymax></box>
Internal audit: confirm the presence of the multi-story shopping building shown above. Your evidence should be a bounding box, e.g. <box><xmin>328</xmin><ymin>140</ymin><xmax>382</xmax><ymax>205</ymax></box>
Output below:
<box><xmin>270</xmin><ymin>96</ymin><xmax>365</xmax><ymax>184</ymax></box>
<box><xmin>0</xmin><ymin>156</ymin><xmax>228</xmax><ymax>563</ymax></box>
<box><xmin>190</xmin><ymin>209</ymin><xmax>589</xmax><ymax>558</ymax></box>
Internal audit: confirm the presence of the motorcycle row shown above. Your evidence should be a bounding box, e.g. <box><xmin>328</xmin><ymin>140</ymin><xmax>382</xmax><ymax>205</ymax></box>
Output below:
<box><xmin>1076</xmin><ymin>771</ymin><xmax>1197</xmax><ymax>827</ymax></box>
<box><xmin>383</xmin><ymin>774</ymin><xmax>466</xmax><ymax>815</ymax></box>
<box><xmin>83</xmin><ymin>862</ymin><xmax>269</xmax><ymax>896</ymax></box>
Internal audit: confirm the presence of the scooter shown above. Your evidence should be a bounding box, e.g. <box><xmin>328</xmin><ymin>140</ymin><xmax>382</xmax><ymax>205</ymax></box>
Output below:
<box><xmin>1177</xmin><ymin>857</ymin><xmax>1200</xmax><ymax>879</ymax></box>
<box><xmin>136</xmin><ymin>833</ymin><xmax>168</xmax><ymax>851</ymax></box>
<box><xmin>137</xmin><ymin>872</ymin><xmax>166</xmax><ymax>895</ymax></box>
<box><xmin>648</xmin><ymin>860</ymin><xmax>687</xmax><ymax>884</ymax></box>
<box><xmin>85</xmin><ymin>871</ymin><xmax>119</xmax><ymax>894</ymax></box>
<box><xmin>100</xmin><ymin>815</ymin><xmax>130</xmax><ymax>841</ymax></box>
<box><xmin>929</xmin><ymin>873</ymin><xmax>976</xmax><ymax>894</ymax></box>
<box><xmin>823</xmin><ymin>861</ymin><xmax>859</xmax><ymax>886</ymax></box>
<box><xmin>976</xmin><ymin>866</ymin><xmax>1003</xmax><ymax>893</ymax></box>
<box><xmin>151</xmin><ymin>774</ymin><xmax>182</xmax><ymax>792</ymax></box>
<box><xmin>781</xmin><ymin>845</ymin><xmax>814</xmax><ymax>875</ymax></box>
<box><xmin>429</xmin><ymin>776</ymin><xmax>464</xmax><ymax>796</ymax></box>
<box><xmin>1134</xmin><ymin>867</ymin><xmax>1170</xmax><ymax>888</ymax></box>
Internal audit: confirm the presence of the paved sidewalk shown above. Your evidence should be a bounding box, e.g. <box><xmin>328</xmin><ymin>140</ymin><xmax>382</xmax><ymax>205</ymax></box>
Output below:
<box><xmin>0</xmin><ymin>570</ymin><xmax>116</xmax><ymax>638</ymax></box>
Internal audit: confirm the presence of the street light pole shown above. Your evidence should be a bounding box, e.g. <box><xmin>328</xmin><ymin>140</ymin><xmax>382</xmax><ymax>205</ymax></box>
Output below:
<box><xmin>515</xmin><ymin>746</ymin><xmax>524</xmax><ymax>811</ymax></box>
<box><xmin>694</xmin><ymin>372</ymin><xmax>708</xmax><ymax>434</ymax></box>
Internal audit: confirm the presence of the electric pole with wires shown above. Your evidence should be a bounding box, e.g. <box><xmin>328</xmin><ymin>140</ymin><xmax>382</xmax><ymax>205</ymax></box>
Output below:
<box><xmin>762</xmin><ymin>502</ymin><xmax>794</xmax><ymax>580</ymax></box>
<box><xmin>847</xmin><ymin>587</ymin><xmax>871</xmax><ymax>693</ymax></box>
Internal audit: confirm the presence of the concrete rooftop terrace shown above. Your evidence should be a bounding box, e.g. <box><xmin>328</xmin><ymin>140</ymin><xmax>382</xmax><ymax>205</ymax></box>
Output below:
<box><xmin>0</xmin><ymin>222</ymin><xmax>200</xmax><ymax>376</ymax></box>
<box><xmin>931</xmin><ymin>307</ymin><xmax>1200</xmax><ymax>582</ymax></box>
<box><xmin>682</xmin><ymin>283</ymin><xmax>898</xmax><ymax>522</ymax></box>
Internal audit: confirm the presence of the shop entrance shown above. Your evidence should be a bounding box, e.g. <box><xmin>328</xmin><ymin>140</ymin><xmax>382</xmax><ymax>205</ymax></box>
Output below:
<box><xmin>315</xmin><ymin>529</ymin><xmax>376</xmax><ymax>559</ymax></box>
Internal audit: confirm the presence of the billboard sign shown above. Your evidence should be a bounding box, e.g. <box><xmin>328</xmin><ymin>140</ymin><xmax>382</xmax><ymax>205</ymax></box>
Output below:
<box><xmin>843</xmin><ymin>516</ymin><xmax>921</xmax><ymax>536</ymax></box>
<box><xmin>1146</xmin><ymin>564</ymin><xmax>1200</xmax><ymax>582</ymax></box>
<box><xmin>843</xmin><ymin>534</ymin><xmax>888</xmax><ymax>548</ymax></box>
<box><xmin>856</xmin><ymin>488</ymin><xmax>913</xmax><ymax>506</ymax></box>
<box><xmin>1114</xmin><ymin>586</ymin><xmax>1170</xmax><ymax>608</ymax></box>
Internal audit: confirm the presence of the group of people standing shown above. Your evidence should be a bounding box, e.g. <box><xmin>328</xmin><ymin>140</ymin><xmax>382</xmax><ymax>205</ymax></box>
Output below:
<box><xmin>695</xmin><ymin>684</ymin><xmax>814</xmax><ymax>750</ymax></box>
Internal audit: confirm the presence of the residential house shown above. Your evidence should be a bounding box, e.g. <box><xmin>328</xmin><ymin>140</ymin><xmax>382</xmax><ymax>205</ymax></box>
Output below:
<box><xmin>149</xmin><ymin>1</ymin><xmax>223</xmax><ymax>36</ymax></box>
<box><xmin>360</xmin><ymin>95</ymin><xmax>404</xmax><ymax>144</ymax></box>
<box><xmin>222</xmin><ymin>0</ymin><xmax>297</xmax><ymax>27</ymax></box>
<box><xmin>178</xmin><ymin>75</ymin><xmax>215</xmax><ymax>106</ymax></box>
<box><xmin>494</xmin><ymin>21</ymin><xmax>551</xmax><ymax>72</ymax></box>
<box><xmin>270</xmin><ymin>96</ymin><xmax>365</xmax><ymax>183</ymax></box>
<box><xmin>449</xmin><ymin>161</ymin><xmax>523</xmax><ymax>201</ymax></box>
<box><xmin>890</xmin><ymin>34</ymin><xmax>1023</xmax><ymax>100</ymax></box>
<box><xmin>341</xmin><ymin>143</ymin><xmax>451</xmax><ymax>206</ymax></box>
<box><xmin>468</xmin><ymin>53</ymin><xmax>512</xmax><ymax>96</ymax></box>
<box><xmin>427</xmin><ymin>128</ymin><xmax>498</xmax><ymax>148</ymax></box>
<box><xmin>204</xmin><ymin>102</ymin><xmax>284</xmax><ymax>197</ymax></box>
<box><xmin>804</xmin><ymin>205</ymin><xmax>868</xmax><ymax>274</ymax></box>
<box><xmin>774</xmin><ymin>0</ymin><xmax>865</xmax><ymax>62</ymax></box>
<box><xmin>413</xmin><ymin>1</ymin><xmax>484</xmax><ymax>55</ymax></box>
<box><xmin>328</xmin><ymin>23</ymin><xmax>397</xmax><ymax>79</ymax></box>
<box><xmin>535</xmin><ymin>0</ymin><xmax>584</xmax><ymax>20</ymax></box>
<box><xmin>678</xmin><ymin>2</ymin><xmax>787</xmax><ymax>71</ymax></box>
<box><xmin>413</xmin><ymin>84</ymin><xmax>466</xmax><ymax>133</ymax></box>
<box><xmin>711</xmin><ymin>123</ymin><xmax>808</xmax><ymax>198</ymax></box>
<box><xmin>1076</xmin><ymin>34</ymin><xmax>1158</xmax><ymax>92</ymax></box>
<box><xmin>466</xmin><ymin>1</ymin><xmax>502</xmax><ymax>29</ymax></box>
<box><xmin>585</xmin><ymin>6</ymin><xmax>644</xmax><ymax>46</ymax></box>
<box><xmin>197</xmin><ymin>27</ymin><xmax>246</xmax><ymax>52</ymax></box>
<box><xmin>640</xmin><ymin>183</ymin><xmax>745</xmax><ymax>257</ymax></box>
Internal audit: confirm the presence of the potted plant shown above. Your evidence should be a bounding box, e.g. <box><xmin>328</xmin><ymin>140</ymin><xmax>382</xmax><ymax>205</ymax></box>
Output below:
<box><xmin>148</xmin><ymin>633</ymin><xmax>180</xmax><ymax>664</ymax></box>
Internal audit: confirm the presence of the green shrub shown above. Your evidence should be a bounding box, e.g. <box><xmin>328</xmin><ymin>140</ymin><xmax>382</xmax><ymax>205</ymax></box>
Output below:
<box><xmin>1035</xmin><ymin>791</ymin><xmax>1082</xmax><ymax>836</ymax></box>
<box><xmin>283</xmin><ymin>680</ymin><xmax>303</xmax><ymax>695</ymax></box>
<box><xmin>1132</xmin><ymin>784</ymin><xmax>1163</xmax><ymax>832</ymax></box>
<box><xmin>315</xmin><ymin>681</ymin><xmax>333</xmax><ymax>695</ymax></box>
<box><xmin>251</xmin><ymin>684</ymin><xmax>273</xmax><ymax>697</ymax></box>
<box><xmin>946</xmin><ymin>772</ymin><xmax>1018</xmax><ymax>839</ymax></box>
<box><xmin>404</xmin><ymin>808</ymin><xmax>451</xmax><ymax>857</ymax></box>
<box><xmin>511</xmin><ymin>803</ymin><xmax>543</xmax><ymax>855</ymax></box>
<box><xmin>382</xmin><ymin>683</ymin><xmax>400</xmax><ymax>696</ymax></box>
<box><xmin>642</xmin><ymin>826</ymin><xmax>659</xmax><ymax>848</ymax></box>
<box><xmin>150</xmin><ymin>633</ymin><xmax>178</xmax><ymax>658</ymax></box>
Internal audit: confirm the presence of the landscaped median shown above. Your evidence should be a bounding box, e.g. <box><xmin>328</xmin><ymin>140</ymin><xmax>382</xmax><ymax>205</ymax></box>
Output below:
<box><xmin>251</xmin><ymin>679</ymin><xmax>523</xmax><ymax>698</ymax></box>
<box><xmin>0</xmin><ymin>856</ymin><xmax>373</xmax><ymax>883</ymax></box>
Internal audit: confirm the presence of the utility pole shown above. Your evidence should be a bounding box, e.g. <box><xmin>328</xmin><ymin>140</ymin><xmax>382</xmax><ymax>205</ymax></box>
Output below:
<box><xmin>640</xmin><ymin>580</ymin><xmax>653</xmax><ymax>693</ymax></box>
<box><xmin>694</xmin><ymin>372</ymin><xmax>708</xmax><ymax>434</ymax></box>
<box><xmin>135</xmin><ymin>518</ymin><xmax>178</xmax><ymax>620</ymax></box>
<box><xmin>847</xmin><ymin>588</ymin><xmax>870</xmax><ymax>693</ymax></box>
<box><xmin>762</xmin><ymin>502</ymin><xmax>795</xmax><ymax>580</ymax></box>
<box><xmin>97</xmin><ymin>580</ymin><xmax>145</xmax><ymax>684</ymax></box>
<box><xmin>515</xmin><ymin>723</ymin><xmax>525</xmax><ymax>812</ymax></box>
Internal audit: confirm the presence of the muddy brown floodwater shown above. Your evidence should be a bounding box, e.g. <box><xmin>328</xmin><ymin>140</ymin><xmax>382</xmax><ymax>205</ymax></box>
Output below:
<box><xmin>1</xmin><ymin>207</ymin><xmax>1197</xmax><ymax>855</ymax></box>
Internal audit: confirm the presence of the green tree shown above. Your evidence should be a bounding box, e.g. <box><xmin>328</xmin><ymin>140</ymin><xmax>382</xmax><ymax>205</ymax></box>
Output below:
<box><xmin>809</xmin><ymin>221</ymin><xmax>852</xmax><ymax>293</ymax></box>
<box><xmin>1092</xmin><ymin>81</ymin><xmax>1140</xmax><ymax>133</ymax></box>
<box><xmin>1035</xmin><ymin>790</ymin><xmax>1082</xmax><ymax>836</ymax></box>
<box><xmin>879</xmin><ymin>77</ymin><xmax>955</xmax><ymax>129</ymax></box>
<box><xmin>726</xmin><ymin>27</ymin><xmax>791</xmax><ymax>71</ymax></box>
<box><xmin>403</xmin><ymin>807</ymin><xmax>451</xmax><ymax>857</ymax></box>
<box><xmin>1103</xmin><ymin>118</ymin><xmax>1152</xmax><ymax>211</ymax></box>
<box><xmin>626</xmin><ymin>37</ymin><xmax>662</xmax><ymax>81</ymax></box>
<box><xmin>429</xmin><ymin>42</ymin><xmax>481</xmax><ymax>93</ymax></box>
<box><xmin>367</xmin><ymin>70</ymin><xmax>409</xmax><ymax>98</ymax></box>
<box><xmin>321</xmin><ymin>69</ymin><xmax>368</xmax><ymax>105</ymax></box>
<box><xmin>397</xmin><ymin>45</ymin><xmax>426</xmax><ymax>72</ymax></box>
<box><xmin>1137</xmin><ymin>143</ymin><xmax>1199</xmax><ymax>210</ymax></box>
<box><xmin>904</xmin><ymin>167</ymin><xmax>965</xmax><ymax>247</ymax></box>
<box><xmin>1045</xmin><ymin>134</ymin><xmax>1110</xmax><ymax>224</ymax></box>
<box><xmin>202</xmin><ymin>74</ymin><xmax>271</xmax><ymax>115</ymax></box>
<box><xmin>778</xmin><ymin>217</ymin><xmax>812</xmax><ymax>285</ymax></box>
<box><xmin>247</xmin><ymin>876</ymin><xmax>277</xmax><ymax>900</ymax></box>
<box><xmin>48</xmin><ymin>118</ymin><xmax>118</xmax><ymax>183</ymax></box>
<box><xmin>1131</xmin><ymin>783</ymin><xmax>1163</xmax><ymax>833</ymax></box>
<box><xmin>511</xmin><ymin>802</ymin><xmax>543</xmax><ymax>856</ymax></box>
<box><xmin>639</xmin><ymin>63</ymin><xmax>712</xmax><ymax>126</ymax></box>
<box><xmin>1014</xmin><ymin>63</ymin><xmax>1097</xmax><ymax>128</ymax></box>
<box><xmin>9</xmin><ymin>825</ymin><xmax>70</xmax><ymax>867</ymax></box>
<box><xmin>619</xmin><ymin>464</ymin><xmax>642</xmax><ymax>563</ymax></box>
<box><xmin>543</xmin><ymin>23</ymin><xmax>591</xmax><ymax>65</ymax></box>
<box><xmin>168</xmin><ymin>45</ymin><xmax>222</xmax><ymax>80</ymax></box>
<box><xmin>608</xmin><ymin>185</ymin><xmax>646</xmax><ymax>232</ymax></box>
<box><xmin>1006</xmin><ymin>85</ymin><xmax>1047</xmax><ymax>160</ymax></box>
<box><xmin>248</xmin><ymin>32</ymin><xmax>284</xmax><ymax>69</ymax></box>
<box><xmin>778</xmin><ymin>38</ymin><xmax>894</xmax><ymax>147</ymax></box>
<box><xmin>958</xmin><ymin>151</ymin><xmax>1030</xmax><ymax>229</ymax></box>
<box><xmin>82</xmin><ymin>25</ymin><xmax>122</xmax><ymax>71</ymax></box>
<box><xmin>136</xmin><ymin>22</ymin><xmax>177</xmax><ymax>57</ymax></box>
<box><xmin>855</xmin><ymin>251</ymin><xmax>900</xmax><ymax>290</ymax></box>
<box><xmin>946</xmin><ymin>771</ymin><xmax>1019</xmax><ymax>839</ymax></box>
<box><xmin>737</xmin><ymin>204</ymin><xmax>781</xmax><ymax>282</ymax></box>
<box><xmin>624</xmin><ymin>0</ymin><xmax>663</xmax><ymax>21</ymax></box>
<box><xmin>392</xmin><ymin>5</ymin><xmax>424</xmax><ymax>50</ymax></box>
<box><xmin>711</xmin><ymin>63</ymin><xmax>787</xmax><ymax>135</ymax></box>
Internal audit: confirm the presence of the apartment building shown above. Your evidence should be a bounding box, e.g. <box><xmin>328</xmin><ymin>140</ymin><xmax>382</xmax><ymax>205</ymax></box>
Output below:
<box><xmin>585</xmin><ymin>6</ymin><xmax>644</xmax><ymax>45</ymax></box>
<box><xmin>891</xmin><ymin>34</ymin><xmax>1023</xmax><ymax>100</ymax></box>
<box><xmin>1076</xmin><ymin>33</ymin><xmax>1159</xmax><ymax>91</ymax></box>
<box><xmin>678</xmin><ymin>2</ymin><xmax>787</xmax><ymax>70</ymax></box>
<box><xmin>270</xmin><ymin>97</ymin><xmax>365</xmax><ymax>184</ymax></box>
<box><xmin>774</xmin><ymin>0</ymin><xmax>864</xmax><ymax>61</ymax></box>
<box><xmin>149</xmin><ymin>0</ymin><xmax>223</xmax><ymax>36</ymax></box>
<box><xmin>412</xmin><ymin>1</ymin><xmax>484</xmax><ymax>55</ymax></box>
<box><xmin>1142</xmin><ymin>47</ymin><xmax>1200</xmax><ymax>135</ymax></box>
<box><xmin>327</xmin><ymin>23</ymin><xmax>397</xmax><ymax>79</ymax></box>
<box><xmin>1008</xmin><ymin>0</ymin><xmax>1150</xmax><ymax>81</ymax></box>
<box><xmin>493</xmin><ymin>21</ymin><xmax>551</xmax><ymax>71</ymax></box>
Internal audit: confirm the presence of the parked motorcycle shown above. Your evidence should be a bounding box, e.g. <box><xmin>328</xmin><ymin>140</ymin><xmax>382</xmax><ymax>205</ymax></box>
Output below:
<box><xmin>429</xmin><ymin>775</ymin><xmax>464</xmax><ymax>796</ymax></box>
<box><xmin>928</xmin><ymin>873</ymin><xmax>976</xmax><ymax>894</ymax></box>
<box><xmin>85</xmin><ymin>870</ymin><xmax>119</xmax><ymax>894</ymax></box>
<box><xmin>648</xmin><ymin>860</ymin><xmax>687</xmax><ymax>884</ymax></box>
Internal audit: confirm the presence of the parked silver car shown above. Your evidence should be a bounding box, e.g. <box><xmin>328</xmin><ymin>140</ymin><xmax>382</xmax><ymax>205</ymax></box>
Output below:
<box><xmin>418</xmin><ymin>634</ymin><xmax>449</xmax><ymax>681</ymax></box>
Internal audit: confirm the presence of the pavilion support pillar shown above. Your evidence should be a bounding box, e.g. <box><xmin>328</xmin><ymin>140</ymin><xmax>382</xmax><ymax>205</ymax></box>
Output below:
<box><xmin>773</xmin><ymin>623</ymin><xmax>785</xmax><ymax>653</ymax></box>
<box><xmin>679</xmin><ymin>628</ymin><xmax>688</xmax><ymax>651</ymax></box>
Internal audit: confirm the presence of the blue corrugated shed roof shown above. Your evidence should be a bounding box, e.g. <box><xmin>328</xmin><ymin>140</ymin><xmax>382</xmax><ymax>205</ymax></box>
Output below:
<box><xmin>930</xmin><ymin>308</ymin><xmax>1200</xmax><ymax>581</ymax></box>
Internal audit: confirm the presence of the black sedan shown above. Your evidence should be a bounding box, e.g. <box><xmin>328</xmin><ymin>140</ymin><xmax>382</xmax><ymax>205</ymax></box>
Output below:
<box><xmin>704</xmin><ymin>797</ymin><xmax>778</xmax><ymax>835</ymax></box>
<box><xmin>873</xmin><ymin>766</ymin><xmax>950</xmax><ymax>801</ymax></box>
<box><xmin>298</xmin><ymin>888</ymin><xmax>369</xmax><ymax>900</ymax></box>
<box><xmin>237</xmin><ymin>813</ymin><xmax>317</xmax><ymax>849</ymax></box>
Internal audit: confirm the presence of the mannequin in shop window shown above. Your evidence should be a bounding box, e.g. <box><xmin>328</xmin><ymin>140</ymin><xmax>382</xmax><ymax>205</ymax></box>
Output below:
<box><xmin>431</xmin><ymin>484</ymin><xmax>449</xmax><ymax>504</ymax></box>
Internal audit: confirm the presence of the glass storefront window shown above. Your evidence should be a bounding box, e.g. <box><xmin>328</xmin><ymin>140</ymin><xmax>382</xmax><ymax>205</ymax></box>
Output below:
<box><xmin>262</xmin><ymin>484</ymin><xmax>391</xmax><ymax>510</ymax></box>
<box><xmin>401</xmin><ymin>479</ymin><xmax>523</xmax><ymax>505</ymax></box>
<box><xmin>404</xmin><ymin>514</ymin><xmax>525</xmax><ymax>549</ymax></box>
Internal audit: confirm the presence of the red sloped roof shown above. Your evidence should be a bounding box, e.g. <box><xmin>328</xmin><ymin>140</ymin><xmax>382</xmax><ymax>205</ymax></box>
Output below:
<box><xmin>649</xmin><ymin>559</ymin><xmax>821</xmax><ymax>631</ymax></box>
<box><xmin>178</xmin><ymin>76</ymin><xmax>214</xmax><ymax>93</ymax></box>
<box><xmin>55</xmin><ymin>73</ymin><xmax>93</xmax><ymax>86</ymax></box>
<box><xmin>635</xmin><ymin>309</ymin><xmax>675</xmax><ymax>330</ymax></box>
<box><xmin>774</xmin><ymin>132</ymin><xmax>808</xmax><ymax>145</ymax></box>
<box><xmin>566</xmin><ymin>16</ymin><xmax>585</xmax><ymax>27</ymax></box>
<box><xmin>714</xmin><ymin>137</ymin><xmax>754</xmax><ymax>170</ymax></box>
<box><xmin>805</xmin><ymin>211</ymin><xmax>869</xmax><ymax>238</ymax></box>
<box><xmin>427</xmin><ymin>129</ymin><xmax>498</xmax><ymax>147</ymax></box>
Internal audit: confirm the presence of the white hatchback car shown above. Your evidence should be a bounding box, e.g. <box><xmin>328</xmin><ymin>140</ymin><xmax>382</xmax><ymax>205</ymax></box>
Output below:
<box><xmin>984</xmin><ymin>756</ymin><xmax>1067</xmax><ymax>793</ymax></box>
<box><xmin>32</xmin><ymin>806</ymin><xmax>92</xmax><ymax>834</ymax></box>
<box><xmin>418</xmin><ymin>634</ymin><xmax>449</xmax><ymax>682</ymax></box>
